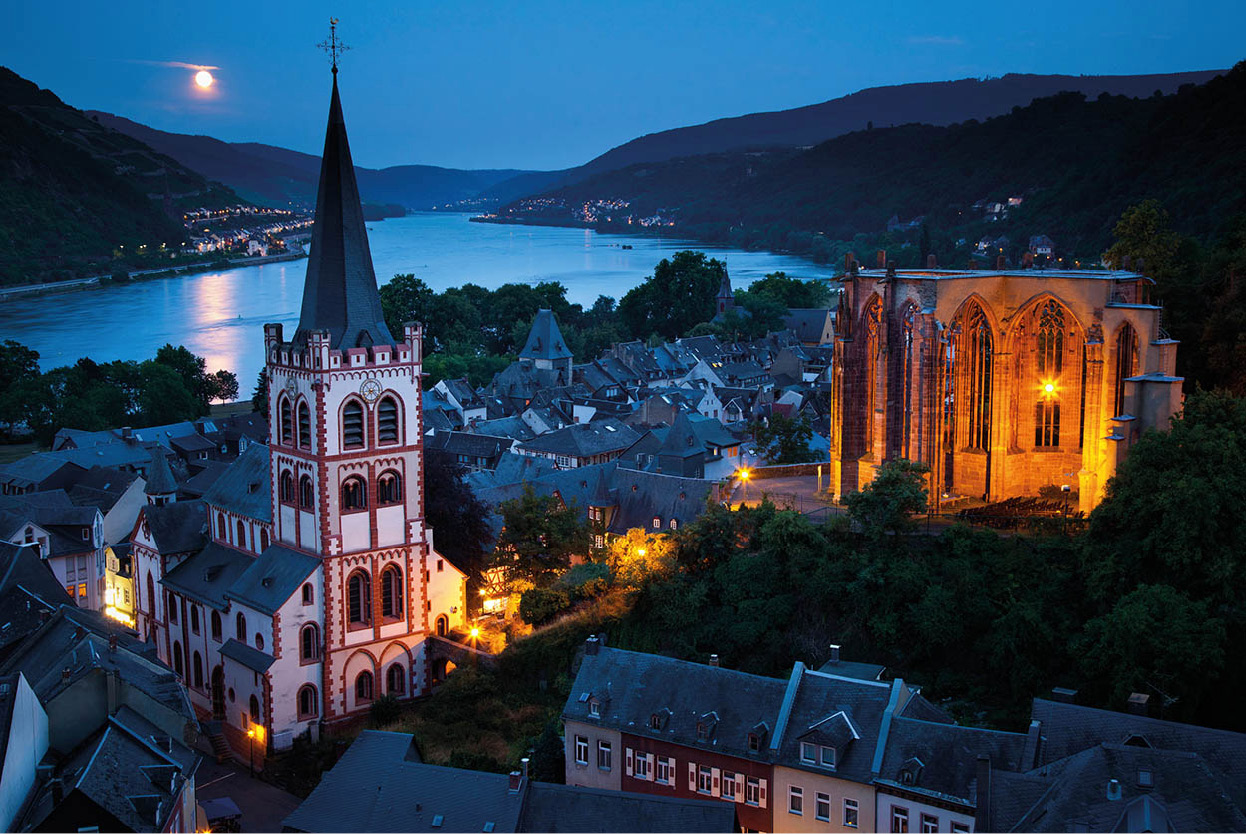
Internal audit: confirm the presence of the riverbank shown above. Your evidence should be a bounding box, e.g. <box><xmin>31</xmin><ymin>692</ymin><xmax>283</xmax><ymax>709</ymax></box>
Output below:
<box><xmin>0</xmin><ymin>250</ymin><xmax>308</xmax><ymax>302</ymax></box>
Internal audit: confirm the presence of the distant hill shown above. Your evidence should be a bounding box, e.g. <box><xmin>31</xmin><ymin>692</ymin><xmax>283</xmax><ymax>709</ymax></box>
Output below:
<box><xmin>0</xmin><ymin>66</ymin><xmax>242</xmax><ymax>285</ymax></box>
<box><xmin>492</xmin><ymin>64</ymin><xmax>1246</xmax><ymax>261</ymax></box>
<box><xmin>89</xmin><ymin>111</ymin><xmax>537</xmax><ymax>211</ymax></box>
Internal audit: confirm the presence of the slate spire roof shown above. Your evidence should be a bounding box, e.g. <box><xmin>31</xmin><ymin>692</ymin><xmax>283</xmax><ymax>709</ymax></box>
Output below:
<box><xmin>294</xmin><ymin>73</ymin><xmax>395</xmax><ymax>351</ymax></box>
<box><xmin>519</xmin><ymin>310</ymin><xmax>574</xmax><ymax>362</ymax></box>
<box><xmin>143</xmin><ymin>450</ymin><xmax>177</xmax><ymax>497</ymax></box>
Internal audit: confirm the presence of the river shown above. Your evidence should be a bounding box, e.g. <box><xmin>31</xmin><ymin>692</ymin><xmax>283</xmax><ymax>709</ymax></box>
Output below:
<box><xmin>0</xmin><ymin>212</ymin><xmax>838</xmax><ymax>386</ymax></box>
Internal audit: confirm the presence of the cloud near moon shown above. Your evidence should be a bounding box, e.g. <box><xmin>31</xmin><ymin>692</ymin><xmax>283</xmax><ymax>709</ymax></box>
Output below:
<box><xmin>125</xmin><ymin>59</ymin><xmax>220</xmax><ymax>71</ymax></box>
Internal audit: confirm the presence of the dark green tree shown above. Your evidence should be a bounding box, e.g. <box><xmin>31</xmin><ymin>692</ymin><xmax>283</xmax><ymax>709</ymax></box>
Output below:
<box><xmin>425</xmin><ymin>449</ymin><xmax>495</xmax><ymax>607</ymax></box>
<box><xmin>495</xmin><ymin>484</ymin><xmax>592</xmax><ymax>586</ymax></box>
<box><xmin>251</xmin><ymin>367</ymin><xmax>268</xmax><ymax>413</ymax></box>
<box><xmin>844</xmin><ymin>459</ymin><xmax>929</xmax><ymax>539</ymax></box>
<box><xmin>529</xmin><ymin>720</ymin><xmax>566</xmax><ymax>784</ymax></box>
<box><xmin>618</xmin><ymin>251</ymin><xmax>725</xmax><ymax>340</ymax></box>
<box><xmin>749</xmin><ymin>414</ymin><xmax>817</xmax><ymax>464</ymax></box>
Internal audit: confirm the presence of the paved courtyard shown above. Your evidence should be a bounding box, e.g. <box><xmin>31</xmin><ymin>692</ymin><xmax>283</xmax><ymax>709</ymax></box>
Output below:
<box><xmin>195</xmin><ymin>752</ymin><xmax>303</xmax><ymax>833</ymax></box>
<box><xmin>730</xmin><ymin>473</ymin><xmax>842</xmax><ymax>518</ymax></box>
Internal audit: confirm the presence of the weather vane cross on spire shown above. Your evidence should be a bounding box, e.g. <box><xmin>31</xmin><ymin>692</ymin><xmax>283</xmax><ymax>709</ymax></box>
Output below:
<box><xmin>317</xmin><ymin>18</ymin><xmax>350</xmax><ymax>75</ymax></box>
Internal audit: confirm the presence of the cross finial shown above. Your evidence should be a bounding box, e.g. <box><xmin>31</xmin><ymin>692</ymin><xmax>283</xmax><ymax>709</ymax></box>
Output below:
<box><xmin>317</xmin><ymin>17</ymin><xmax>350</xmax><ymax>76</ymax></box>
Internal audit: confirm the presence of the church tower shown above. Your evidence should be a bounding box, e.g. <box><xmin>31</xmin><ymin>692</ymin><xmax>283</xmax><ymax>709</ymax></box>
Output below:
<box><xmin>262</xmin><ymin>66</ymin><xmax>465</xmax><ymax>720</ymax></box>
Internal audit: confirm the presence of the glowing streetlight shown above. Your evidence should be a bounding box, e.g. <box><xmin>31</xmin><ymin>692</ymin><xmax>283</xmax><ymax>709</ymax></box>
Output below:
<box><xmin>247</xmin><ymin>727</ymin><xmax>256</xmax><ymax>777</ymax></box>
<box><xmin>470</xmin><ymin>627</ymin><xmax>480</xmax><ymax>639</ymax></box>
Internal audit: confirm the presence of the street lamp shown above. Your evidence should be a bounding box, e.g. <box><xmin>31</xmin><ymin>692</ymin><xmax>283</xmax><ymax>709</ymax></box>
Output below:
<box><xmin>247</xmin><ymin>728</ymin><xmax>255</xmax><ymax>778</ymax></box>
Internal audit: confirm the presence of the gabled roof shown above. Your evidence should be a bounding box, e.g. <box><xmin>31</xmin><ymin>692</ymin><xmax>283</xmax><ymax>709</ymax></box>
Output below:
<box><xmin>520</xmin><ymin>782</ymin><xmax>736</xmax><ymax>833</ymax></box>
<box><xmin>202</xmin><ymin>443</ymin><xmax>271</xmax><ymax>522</ymax></box>
<box><xmin>516</xmin><ymin>419</ymin><xmax>640</xmax><ymax>459</ymax></box>
<box><xmin>161</xmin><ymin>542</ymin><xmax>253</xmax><ymax>610</ymax></box>
<box><xmin>519</xmin><ymin>309</ymin><xmax>574</xmax><ymax>362</ymax></box>
<box><xmin>293</xmin><ymin>76</ymin><xmax>394</xmax><ymax>351</ymax></box>
<box><xmin>877</xmin><ymin>716</ymin><xmax>1028</xmax><ymax>807</ymax></box>
<box><xmin>225</xmin><ymin>544</ymin><xmax>319</xmax><ymax>616</ymax></box>
<box><xmin>564</xmin><ymin>646</ymin><xmax>788</xmax><ymax>761</ymax></box>
<box><xmin>658</xmin><ymin>413</ymin><xmax>702</xmax><ymax>460</ymax></box>
<box><xmin>142</xmin><ymin>499</ymin><xmax>208</xmax><ymax>556</ymax></box>
<box><xmin>143</xmin><ymin>450</ymin><xmax>177</xmax><ymax>496</ymax></box>
<box><xmin>472</xmin><ymin>416</ymin><xmax>537</xmax><ymax>443</ymax></box>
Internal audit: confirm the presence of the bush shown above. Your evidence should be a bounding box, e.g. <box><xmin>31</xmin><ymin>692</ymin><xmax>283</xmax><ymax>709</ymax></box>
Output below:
<box><xmin>370</xmin><ymin>694</ymin><xmax>402</xmax><ymax>727</ymax></box>
<box><xmin>558</xmin><ymin>562</ymin><xmax>611</xmax><ymax>600</ymax></box>
<box><xmin>519</xmin><ymin>587</ymin><xmax>572</xmax><ymax>626</ymax></box>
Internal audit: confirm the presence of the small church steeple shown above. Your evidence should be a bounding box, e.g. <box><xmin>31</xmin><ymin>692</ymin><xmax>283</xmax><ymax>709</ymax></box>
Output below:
<box><xmin>293</xmin><ymin>45</ymin><xmax>393</xmax><ymax>351</ymax></box>
<box><xmin>716</xmin><ymin>267</ymin><xmax>735</xmax><ymax>316</ymax></box>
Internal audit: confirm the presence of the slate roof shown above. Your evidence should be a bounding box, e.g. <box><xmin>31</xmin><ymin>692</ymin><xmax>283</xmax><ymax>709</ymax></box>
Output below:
<box><xmin>66</xmin><ymin>465</ymin><xmax>141</xmax><ymax>512</ymax></box>
<box><xmin>161</xmin><ymin>542</ymin><xmax>253</xmax><ymax>611</ymax></box>
<box><xmin>143</xmin><ymin>499</ymin><xmax>209</xmax><ymax>556</ymax></box>
<box><xmin>520</xmin><ymin>782</ymin><xmax>736</xmax><ymax>833</ymax></box>
<box><xmin>293</xmin><ymin>76</ymin><xmax>394</xmax><ymax>351</ymax></box>
<box><xmin>440</xmin><ymin>377</ymin><xmax>485</xmax><ymax>409</ymax></box>
<box><xmin>1030</xmin><ymin>697</ymin><xmax>1246</xmax><ymax>811</ymax></box>
<box><xmin>565</xmin><ymin>646</ymin><xmax>789</xmax><ymax>761</ymax></box>
<box><xmin>283</xmin><ymin>730</ymin><xmax>524</xmax><ymax>833</ymax></box>
<box><xmin>876</xmin><ymin>716</ymin><xmax>1029</xmax><ymax>807</ymax></box>
<box><xmin>783</xmin><ymin>309</ymin><xmax>835</xmax><ymax>344</ymax></box>
<box><xmin>519</xmin><ymin>309</ymin><xmax>574</xmax><ymax>362</ymax></box>
<box><xmin>0</xmin><ymin>455</ymin><xmax>85</xmax><ymax>491</ymax></box>
<box><xmin>179</xmin><ymin>460</ymin><xmax>231</xmax><ymax>498</ymax></box>
<box><xmin>202</xmin><ymin>443</ymin><xmax>271</xmax><ymax>522</ymax></box>
<box><xmin>516</xmin><ymin>418</ymin><xmax>640</xmax><ymax>459</ymax></box>
<box><xmin>816</xmin><ymin>657</ymin><xmax>887</xmax><ymax>683</ymax></box>
<box><xmin>220</xmin><ymin>638</ymin><xmax>276</xmax><ymax>673</ymax></box>
<box><xmin>472</xmin><ymin>416</ymin><xmax>537</xmax><ymax>442</ymax></box>
<box><xmin>607</xmin><ymin>468</ymin><xmax>717</xmax><ymax>533</ymax></box>
<box><xmin>225</xmin><ymin>544</ymin><xmax>319</xmax><ymax>616</ymax></box>
<box><xmin>999</xmin><ymin>743</ymin><xmax>1246</xmax><ymax>833</ymax></box>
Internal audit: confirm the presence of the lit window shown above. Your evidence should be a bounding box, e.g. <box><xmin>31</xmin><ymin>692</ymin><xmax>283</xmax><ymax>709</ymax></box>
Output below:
<box><xmin>845</xmin><ymin>799</ymin><xmax>859</xmax><ymax>828</ymax></box>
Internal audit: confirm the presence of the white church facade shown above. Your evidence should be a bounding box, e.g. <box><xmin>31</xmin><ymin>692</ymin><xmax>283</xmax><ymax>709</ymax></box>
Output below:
<box><xmin>129</xmin><ymin>67</ymin><xmax>466</xmax><ymax>759</ymax></box>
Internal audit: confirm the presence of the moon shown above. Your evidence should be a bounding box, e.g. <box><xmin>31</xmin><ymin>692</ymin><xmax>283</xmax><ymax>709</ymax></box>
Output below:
<box><xmin>194</xmin><ymin>70</ymin><xmax>214</xmax><ymax>89</ymax></box>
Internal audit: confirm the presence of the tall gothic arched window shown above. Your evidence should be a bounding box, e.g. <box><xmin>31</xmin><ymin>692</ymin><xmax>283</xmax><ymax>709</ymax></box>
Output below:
<box><xmin>387</xmin><ymin>663</ymin><xmax>406</xmax><ymax>695</ymax></box>
<box><xmin>298</xmin><ymin>401</ymin><xmax>311</xmax><ymax>450</ymax></box>
<box><xmin>235</xmin><ymin>611</ymin><xmax>246</xmax><ymax>641</ymax></box>
<box><xmin>378</xmin><ymin>396</ymin><xmax>399</xmax><ymax>444</ymax></box>
<box><xmin>355</xmin><ymin>671</ymin><xmax>374</xmax><ymax>703</ymax></box>
<box><xmin>962</xmin><ymin>304</ymin><xmax>993</xmax><ymax>451</ymax></box>
<box><xmin>348</xmin><ymin>571</ymin><xmax>372</xmax><ymax>626</ymax></box>
<box><xmin>280</xmin><ymin>470</ymin><xmax>294</xmax><ymax>504</ymax></box>
<box><xmin>900</xmin><ymin>307</ymin><xmax>916</xmax><ymax>458</ymax></box>
<box><xmin>298</xmin><ymin>684</ymin><xmax>318</xmax><ymax>719</ymax></box>
<box><xmin>381</xmin><ymin>565</ymin><xmax>403</xmax><ymax>619</ymax></box>
<box><xmin>300</xmin><ymin>623</ymin><xmax>320</xmax><ymax>662</ymax></box>
<box><xmin>280</xmin><ymin>397</ymin><xmax>293</xmax><ymax>446</ymax></box>
<box><xmin>377</xmin><ymin>471</ymin><xmax>402</xmax><ymax>506</ymax></box>
<box><xmin>1035</xmin><ymin>300</ymin><xmax>1065</xmax><ymax>447</ymax></box>
<box><xmin>211</xmin><ymin>610</ymin><xmax>222</xmax><ymax>641</ymax></box>
<box><xmin>1114</xmin><ymin>322</ymin><xmax>1137</xmax><ymax>418</ymax></box>
<box><xmin>861</xmin><ymin>296</ymin><xmax>882</xmax><ymax>452</ymax></box>
<box><xmin>343</xmin><ymin>400</ymin><xmax>365</xmax><ymax>449</ymax></box>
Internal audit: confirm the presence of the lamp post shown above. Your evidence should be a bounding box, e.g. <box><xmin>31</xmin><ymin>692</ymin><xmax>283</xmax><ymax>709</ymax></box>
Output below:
<box><xmin>738</xmin><ymin>468</ymin><xmax>750</xmax><ymax>506</ymax></box>
<box><xmin>247</xmin><ymin>727</ymin><xmax>255</xmax><ymax>778</ymax></box>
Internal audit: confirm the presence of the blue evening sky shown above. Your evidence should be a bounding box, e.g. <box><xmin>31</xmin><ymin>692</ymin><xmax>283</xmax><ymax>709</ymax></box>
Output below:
<box><xmin>5</xmin><ymin>0</ymin><xmax>1243</xmax><ymax>171</ymax></box>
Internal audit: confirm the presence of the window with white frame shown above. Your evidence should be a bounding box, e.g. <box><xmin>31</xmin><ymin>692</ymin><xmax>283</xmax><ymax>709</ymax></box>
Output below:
<box><xmin>745</xmin><ymin>777</ymin><xmax>761</xmax><ymax>806</ymax></box>
<box><xmin>721</xmin><ymin>771</ymin><xmax>737</xmax><ymax>801</ymax></box>
<box><xmin>697</xmin><ymin>765</ymin><xmax>713</xmax><ymax>794</ymax></box>
<box><xmin>597</xmin><ymin>741</ymin><xmax>612</xmax><ymax>771</ymax></box>
<box><xmin>656</xmin><ymin>756</ymin><xmax>673</xmax><ymax>785</ymax></box>
<box><xmin>789</xmin><ymin>786</ymin><xmax>804</xmax><ymax>815</ymax></box>
<box><xmin>589</xmin><ymin>699</ymin><xmax>600</xmax><ymax>717</ymax></box>
<box><xmin>635</xmin><ymin>751</ymin><xmax>651</xmax><ymax>780</ymax></box>
<box><xmin>816</xmin><ymin>792</ymin><xmax>831</xmax><ymax>822</ymax></box>
<box><xmin>800</xmin><ymin>741</ymin><xmax>816</xmax><ymax>762</ymax></box>
<box><xmin>574</xmin><ymin>735</ymin><xmax>588</xmax><ymax>765</ymax></box>
<box><xmin>921</xmin><ymin>814</ymin><xmax>939</xmax><ymax>833</ymax></box>
<box><xmin>844</xmin><ymin>798</ymin><xmax>860</xmax><ymax>828</ymax></box>
<box><xmin>951</xmin><ymin>823</ymin><xmax>970</xmax><ymax>833</ymax></box>
<box><xmin>892</xmin><ymin>806</ymin><xmax>910</xmax><ymax>833</ymax></box>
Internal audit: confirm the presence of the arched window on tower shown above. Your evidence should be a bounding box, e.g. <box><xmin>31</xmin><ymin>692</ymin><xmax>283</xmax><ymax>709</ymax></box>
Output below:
<box><xmin>1035</xmin><ymin>300</ymin><xmax>1065</xmax><ymax>447</ymax></box>
<box><xmin>298</xmin><ymin>401</ymin><xmax>311</xmax><ymax>450</ymax></box>
<box><xmin>341</xmin><ymin>476</ymin><xmax>367</xmax><ymax>511</ymax></box>
<box><xmin>300</xmin><ymin>623</ymin><xmax>320</xmax><ymax>662</ymax></box>
<box><xmin>298</xmin><ymin>684</ymin><xmax>319</xmax><ymax>719</ymax></box>
<box><xmin>299</xmin><ymin>475</ymin><xmax>314</xmax><ymax>509</ymax></box>
<box><xmin>343</xmin><ymin>400</ymin><xmax>365</xmax><ymax>449</ymax></box>
<box><xmin>280</xmin><ymin>397</ymin><xmax>293</xmax><ymax>446</ymax></box>
<box><xmin>211</xmin><ymin>610</ymin><xmax>222</xmax><ymax>641</ymax></box>
<box><xmin>280</xmin><ymin>470</ymin><xmax>294</xmax><ymax>504</ymax></box>
<box><xmin>377</xmin><ymin>470</ymin><xmax>402</xmax><ymax>506</ymax></box>
<box><xmin>1114</xmin><ymin>322</ymin><xmax>1137</xmax><ymax>418</ymax></box>
<box><xmin>381</xmin><ymin>565</ymin><xmax>403</xmax><ymax>619</ymax></box>
<box><xmin>386</xmin><ymin>663</ymin><xmax>406</xmax><ymax>696</ymax></box>
<box><xmin>378</xmin><ymin>396</ymin><xmax>399</xmax><ymax>444</ymax></box>
<box><xmin>235</xmin><ymin>611</ymin><xmax>246</xmax><ymax>641</ymax></box>
<box><xmin>347</xmin><ymin>571</ymin><xmax>372</xmax><ymax>627</ymax></box>
<box><xmin>355</xmin><ymin>671</ymin><xmax>374</xmax><ymax>703</ymax></box>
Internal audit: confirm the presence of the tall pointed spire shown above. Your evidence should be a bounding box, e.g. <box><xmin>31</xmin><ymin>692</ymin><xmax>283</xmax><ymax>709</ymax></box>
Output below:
<box><xmin>294</xmin><ymin>61</ymin><xmax>394</xmax><ymax>350</ymax></box>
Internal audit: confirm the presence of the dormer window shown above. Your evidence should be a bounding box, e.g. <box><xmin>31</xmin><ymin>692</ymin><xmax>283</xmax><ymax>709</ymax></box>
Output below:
<box><xmin>650</xmin><ymin>714</ymin><xmax>662</xmax><ymax>730</ymax></box>
<box><xmin>589</xmin><ymin>699</ymin><xmax>600</xmax><ymax>718</ymax></box>
<box><xmin>747</xmin><ymin>733</ymin><xmax>760</xmax><ymax>752</ymax></box>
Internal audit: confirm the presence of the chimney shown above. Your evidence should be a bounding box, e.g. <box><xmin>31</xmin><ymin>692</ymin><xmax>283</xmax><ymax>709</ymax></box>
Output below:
<box><xmin>584</xmin><ymin>636</ymin><xmax>599</xmax><ymax>656</ymax></box>
<box><xmin>975</xmin><ymin>756</ymin><xmax>992</xmax><ymax>832</ymax></box>
<box><xmin>1107</xmin><ymin>778</ymin><xmax>1122</xmax><ymax>801</ymax></box>
<box><xmin>996</xmin><ymin>255</ymin><xmax>1007</xmax><ymax>270</ymax></box>
<box><xmin>1051</xmin><ymin>687</ymin><xmax>1078</xmax><ymax>704</ymax></box>
<box><xmin>926</xmin><ymin>254</ymin><xmax>937</xmax><ymax>269</ymax></box>
<box><xmin>1127</xmin><ymin>692</ymin><xmax>1150</xmax><ymax>716</ymax></box>
<box><xmin>508</xmin><ymin>771</ymin><xmax>522</xmax><ymax>793</ymax></box>
<box><xmin>844</xmin><ymin>252</ymin><xmax>855</xmax><ymax>272</ymax></box>
<box><xmin>522</xmin><ymin>757</ymin><xmax>530</xmax><ymax>782</ymax></box>
<box><xmin>708</xmin><ymin>654</ymin><xmax>720</xmax><ymax>668</ymax></box>
<box><xmin>876</xmin><ymin>250</ymin><xmax>887</xmax><ymax>269</ymax></box>
<box><xmin>829</xmin><ymin>644</ymin><xmax>841</xmax><ymax>665</ymax></box>
<box><xmin>121</xmin><ymin>427</ymin><xmax>133</xmax><ymax>440</ymax></box>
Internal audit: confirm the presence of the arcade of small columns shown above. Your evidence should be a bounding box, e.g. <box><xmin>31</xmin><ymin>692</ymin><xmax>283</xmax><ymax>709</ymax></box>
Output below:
<box><xmin>828</xmin><ymin>268</ymin><xmax>1181</xmax><ymax>513</ymax></box>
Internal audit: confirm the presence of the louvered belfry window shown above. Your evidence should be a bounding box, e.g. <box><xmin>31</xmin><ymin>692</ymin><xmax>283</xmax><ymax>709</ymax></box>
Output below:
<box><xmin>343</xmin><ymin>401</ymin><xmax>364</xmax><ymax>448</ymax></box>
<box><xmin>378</xmin><ymin>397</ymin><xmax>399</xmax><ymax>443</ymax></box>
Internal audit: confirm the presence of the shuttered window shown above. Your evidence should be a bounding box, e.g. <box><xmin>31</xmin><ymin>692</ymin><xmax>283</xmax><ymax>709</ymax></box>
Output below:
<box><xmin>378</xmin><ymin>397</ymin><xmax>399</xmax><ymax>443</ymax></box>
<box><xmin>343</xmin><ymin>400</ymin><xmax>364</xmax><ymax>448</ymax></box>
